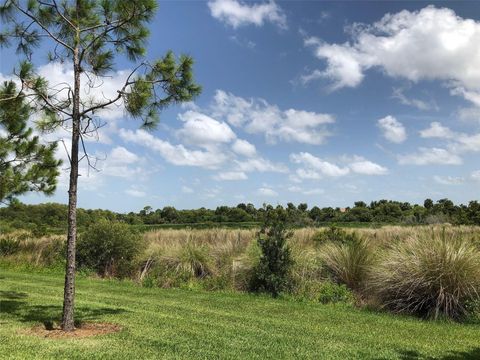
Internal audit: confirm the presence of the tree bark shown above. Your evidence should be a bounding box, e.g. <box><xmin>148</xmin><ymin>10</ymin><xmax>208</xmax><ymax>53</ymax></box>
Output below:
<box><xmin>62</xmin><ymin>22</ymin><xmax>81</xmax><ymax>332</ymax></box>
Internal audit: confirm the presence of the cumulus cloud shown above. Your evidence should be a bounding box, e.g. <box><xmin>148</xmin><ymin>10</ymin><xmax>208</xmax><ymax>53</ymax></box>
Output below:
<box><xmin>208</xmin><ymin>0</ymin><xmax>287</xmax><ymax>29</ymax></box>
<box><xmin>398</xmin><ymin>147</ymin><xmax>462</xmax><ymax>165</ymax></box>
<box><xmin>125</xmin><ymin>188</ymin><xmax>146</xmax><ymax>197</ymax></box>
<box><xmin>211</xmin><ymin>90</ymin><xmax>334</xmax><ymax>145</ymax></box>
<box><xmin>291</xmin><ymin>152</ymin><xmax>349</xmax><ymax>177</ymax></box>
<box><xmin>232</xmin><ymin>139</ymin><xmax>256</xmax><ymax>157</ymax></box>
<box><xmin>420</xmin><ymin>122</ymin><xmax>455</xmax><ymax>139</ymax></box>
<box><xmin>55</xmin><ymin>144</ymin><xmax>146</xmax><ymax>192</ymax></box>
<box><xmin>303</xmin><ymin>6</ymin><xmax>480</xmax><ymax>101</ymax></box>
<box><xmin>290</xmin><ymin>152</ymin><xmax>388</xmax><ymax>180</ymax></box>
<box><xmin>177</xmin><ymin>111</ymin><xmax>236</xmax><ymax>148</ymax></box>
<box><xmin>1</xmin><ymin>62</ymin><xmax>131</xmax><ymax>145</ymax></box>
<box><xmin>119</xmin><ymin>129</ymin><xmax>227</xmax><ymax>169</ymax></box>
<box><xmin>213</xmin><ymin>171</ymin><xmax>248</xmax><ymax>181</ymax></box>
<box><xmin>433</xmin><ymin>175</ymin><xmax>464</xmax><ymax>185</ymax></box>
<box><xmin>349</xmin><ymin>157</ymin><xmax>388</xmax><ymax>175</ymax></box>
<box><xmin>377</xmin><ymin>115</ymin><xmax>407</xmax><ymax>143</ymax></box>
<box><xmin>235</xmin><ymin>157</ymin><xmax>288</xmax><ymax>173</ymax></box>
<box><xmin>257</xmin><ymin>187</ymin><xmax>278</xmax><ymax>197</ymax></box>
<box><xmin>101</xmin><ymin>146</ymin><xmax>145</xmax><ymax>179</ymax></box>
<box><xmin>471</xmin><ymin>170</ymin><xmax>480</xmax><ymax>181</ymax></box>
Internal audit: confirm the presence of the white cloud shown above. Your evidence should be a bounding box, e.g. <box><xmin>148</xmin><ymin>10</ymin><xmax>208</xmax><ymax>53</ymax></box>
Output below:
<box><xmin>213</xmin><ymin>171</ymin><xmax>248</xmax><ymax>181</ymax></box>
<box><xmin>1</xmin><ymin>62</ymin><xmax>131</xmax><ymax>145</ymax></box>
<box><xmin>288</xmin><ymin>186</ymin><xmax>324</xmax><ymax>195</ymax></box>
<box><xmin>182</xmin><ymin>186</ymin><xmax>194</xmax><ymax>193</ymax></box>
<box><xmin>377</xmin><ymin>115</ymin><xmax>407</xmax><ymax>143</ymax></box>
<box><xmin>471</xmin><ymin>170</ymin><xmax>480</xmax><ymax>181</ymax></box>
<box><xmin>109</xmin><ymin>146</ymin><xmax>140</xmax><ymax>164</ymax></box>
<box><xmin>398</xmin><ymin>147</ymin><xmax>462</xmax><ymax>165</ymax></box>
<box><xmin>257</xmin><ymin>187</ymin><xmax>278</xmax><ymax>197</ymax></box>
<box><xmin>235</xmin><ymin>157</ymin><xmax>288</xmax><ymax>173</ymax></box>
<box><xmin>433</xmin><ymin>175</ymin><xmax>464</xmax><ymax>185</ymax></box>
<box><xmin>177</xmin><ymin>110</ymin><xmax>236</xmax><ymax>148</ymax></box>
<box><xmin>455</xmin><ymin>133</ymin><xmax>480</xmax><ymax>152</ymax></box>
<box><xmin>303</xmin><ymin>6</ymin><xmax>480</xmax><ymax>100</ymax></box>
<box><xmin>232</xmin><ymin>139</ymin><xmax>256</xmax><ymax>157</ymax></box>
<box><xmin>208</xmin><ymin>0</ymin><xmax>287</xmax><ymax>29</ymax></box>
<box><xmin>349</xmin><ymin>158</ymin><xmax>388</xmax><ymax>175</ymax></box>
<box><xmin>37</xmin><ymin>62</ymin><xmax>130</xmax><ymax>124</ymax></box>
<box><xmin>101</xmin><ymin>146</ymin><xmax>144</xmax><ymax>179</ymax></box>
<box><xmin>392</xmin><ymin>87</ymin><xmax>438</xmax><ymax>111</ymax></box>
<box><xmin>290</xmin><ymin>152</ymin><xmax>350</xmax><ymax>177</ymax></box>
<box><xmin>211</xmin><ymin>90</ymin><xmax>334</xmax><ymax>145</ymax></box>
<box><xmin>125</xmin><ymin>188</ymin><xmax>146</xmax><ymax>197</ymax></box>
<box><xmin>119</xmin><ymin>128</ymin><xmax>227</xmax><ymax>169</ymax></box>
<box><xmin>290</xmin><ymin>152</ymin><xmax>388</xmax><ymax>179</ymax></box>
<box><xmin>420</xmin><ymin>122</ymin><xmax>455</xmax><ymax>139</ymax></box>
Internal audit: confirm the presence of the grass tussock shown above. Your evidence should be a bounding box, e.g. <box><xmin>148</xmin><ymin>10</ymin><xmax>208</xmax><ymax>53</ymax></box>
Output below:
<box><xmin>320</xmin><ymin>237</ymin><xmax>375</xmax><ymax>292</ymax></box>
<box><xmin>369</xmin><ymin>230</ymin><xmax>480</xmax><ymax>320</ymax></box>
<box><xmin>2</xmin><ymin>225</ymin><xmax>480</xmax><ymax>320</ymax></box>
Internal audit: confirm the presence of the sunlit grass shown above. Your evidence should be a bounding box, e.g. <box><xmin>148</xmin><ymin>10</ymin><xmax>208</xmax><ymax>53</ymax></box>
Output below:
<box><xmin>1</xmin><ymin>268</ymin><xmax>480</xmax><ymax>359</ymax></box>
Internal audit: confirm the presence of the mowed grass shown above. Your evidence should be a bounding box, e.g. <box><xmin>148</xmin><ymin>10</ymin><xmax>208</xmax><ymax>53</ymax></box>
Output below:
<box><xmin>1</xmin><ymin>269</ymin><xmax>479</xmax><ymax>360</ymax></box>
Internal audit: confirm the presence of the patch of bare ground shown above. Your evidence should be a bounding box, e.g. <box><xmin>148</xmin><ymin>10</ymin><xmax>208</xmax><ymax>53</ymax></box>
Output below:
<box><xmin>21</xmin><ymin>322</ymin><xmax>122</xmax><ymax>339</ymax></box>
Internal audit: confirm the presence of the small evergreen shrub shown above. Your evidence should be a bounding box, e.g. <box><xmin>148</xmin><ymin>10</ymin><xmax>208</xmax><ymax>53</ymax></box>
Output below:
<box><xmin>313</xmin><ymin>226</ymin><xmax>359</xmax><ymax>245</ymax></box>
<box><xmin>318</xmin><ymin>281</ymin><xmax>354</xmax><ymax>304</ymax></box>
<box><xmin>249</xmin><ymin>207</ymin><xmax>294</xmax><ymax>297</ymax></box>
<box><xmin>77</xmin><ymin>220</ymin><xmax>144</xmax><ymax>278</ymax></box>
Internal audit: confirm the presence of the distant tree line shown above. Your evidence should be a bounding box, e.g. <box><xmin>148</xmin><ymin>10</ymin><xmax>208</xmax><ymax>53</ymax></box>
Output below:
<box><xmin>1</xmin><ymin>198</ymin><xmax>480</xmax><ymax>233</ymax></box>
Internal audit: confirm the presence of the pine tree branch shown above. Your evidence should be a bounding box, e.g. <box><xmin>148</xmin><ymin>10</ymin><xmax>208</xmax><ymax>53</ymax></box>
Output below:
<box><xmin>11</xmin><ymin>2</ymin><xmax>75</xmax><ymax>53</ymax></box>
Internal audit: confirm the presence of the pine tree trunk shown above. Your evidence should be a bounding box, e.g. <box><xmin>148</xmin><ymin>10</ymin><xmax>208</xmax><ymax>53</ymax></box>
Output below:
<box><xmin>62</xmin><ymin>32</ymin><xmax>81</xmax><ymax>332</ymax></box>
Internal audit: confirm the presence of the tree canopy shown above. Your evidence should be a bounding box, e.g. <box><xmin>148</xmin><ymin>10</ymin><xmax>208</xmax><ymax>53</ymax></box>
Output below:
<box><xmin>0</xmin><ymin>81</ymin><xmax>61</xmax><ymax>203</ymax></box>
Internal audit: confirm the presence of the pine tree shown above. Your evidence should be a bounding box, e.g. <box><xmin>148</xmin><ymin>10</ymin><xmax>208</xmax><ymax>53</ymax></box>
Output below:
<box><xmin>0</xmin><ymin>81</ymin><xmax>61</xmax><ymax>203</ymax></box>
<box><xmin>0</xmin><ymin>0</ymin><xmax>201</xmax><ymax>331</ymax></box>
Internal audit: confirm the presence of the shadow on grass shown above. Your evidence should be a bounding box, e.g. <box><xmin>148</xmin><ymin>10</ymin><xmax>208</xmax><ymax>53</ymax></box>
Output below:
<box><xmin>0</xmin><ymin>291</ymin><xmax>128</xmax><ymax>325</ymax></box>
<box><xmin>376</xmin><ymin>348</ymin><xmax>480</xmax><ymax>360</ymax></box>
<box><xmin>0</xmin><ymin>290</ymin><xmax>28</xmax><ymax>299</ymax></box>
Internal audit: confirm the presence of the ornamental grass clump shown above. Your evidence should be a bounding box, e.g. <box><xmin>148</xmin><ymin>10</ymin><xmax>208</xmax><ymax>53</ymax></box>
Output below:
<box><xmin>369</xmin><ymin>230</ymin><xmax>480</xmax><ymax>320</ymax></box>
<box><xmin>320</xmin><ymin>235</ymin><xmax>374</xmax><ymax>292</ymax></box>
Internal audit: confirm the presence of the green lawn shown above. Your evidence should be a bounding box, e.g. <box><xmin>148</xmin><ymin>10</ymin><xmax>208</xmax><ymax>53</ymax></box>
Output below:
<box><xmin>0</xmin><ymin>268</ymin><xmax>479</xmax><ymax>359</ymax></box>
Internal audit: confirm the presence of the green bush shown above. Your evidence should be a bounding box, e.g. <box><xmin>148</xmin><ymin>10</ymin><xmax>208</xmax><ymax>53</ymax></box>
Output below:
<box><xmin>249</xmin><ymin>208</ymin><xmax>294</xmax><ymax>297</ymax></box>
<box><xmin>77</xmin><ymin>220</ymin><xmax>144</xmax><ymax>278</ymax></box>
<box><xmin>313</xmin><ymin>226</ymin><xmax>360</xmax><ymax>245</ymax></box>
<box><xmin>370</xmin><ymin>232</ymin><xmax>480</xmax><ymax>320</ymax></box>
<box><xmin>318</xmin><ymin>281</ymin><xmax>354</xmax><ymax>304</ymax></box>
<box><xmin>0</xmin><ymin>236</ymin><xmax>21</xmax><ymax>256</ymax></box>
<box><xmin>320</xmin><ymin>237</ymin><xmax>374</xmax><ymax>291</ymax></box>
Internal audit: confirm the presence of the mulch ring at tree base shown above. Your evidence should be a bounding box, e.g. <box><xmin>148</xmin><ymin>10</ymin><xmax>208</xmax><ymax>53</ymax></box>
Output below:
<box><xmin>21</xmin><ymin>322</ymin><xmax>122</xmax><ymax>339</ymax></box>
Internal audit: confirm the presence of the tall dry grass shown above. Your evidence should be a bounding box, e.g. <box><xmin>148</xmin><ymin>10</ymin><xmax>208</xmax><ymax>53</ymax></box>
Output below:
<box><xmin>2</xmin><ymin>225</ymin><xmax>480</xmax><ymax>320</ymax></box>
<box><xmin>369</xmin><ymin>230</ymin><xmax>480</xmax><ymax>319</ymax></box>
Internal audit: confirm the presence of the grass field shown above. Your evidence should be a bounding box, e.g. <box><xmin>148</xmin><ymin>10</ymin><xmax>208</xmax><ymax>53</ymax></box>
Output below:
<box><xmin>1</xmin><ymin>268</ymin><xmax>479</xmax><ymax>359</ymax></box>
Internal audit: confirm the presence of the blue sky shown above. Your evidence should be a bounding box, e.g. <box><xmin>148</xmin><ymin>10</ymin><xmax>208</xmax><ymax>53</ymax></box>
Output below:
<box><xmin>1</xmin><ymin>1</ymin><xmax>480</xmax><ymax>212</ymax></box>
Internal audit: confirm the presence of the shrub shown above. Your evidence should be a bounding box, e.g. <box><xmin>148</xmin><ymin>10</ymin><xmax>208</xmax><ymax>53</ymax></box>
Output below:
<box><xmin>318</xmin><ymin>281</ymin><xmax>354</xmax><ymax>304</ymax></box>
<box><xmin>249</xmin><ymin>208</ymin><xmax>294</xmax><ymax>297</ymax></box>
<box><xmin>369</xmin><ymin>232</ymin><xmax>480</xmax><ymax>320</ymax></box>
<box><xmin>320</xmin><ymin>237</ymin><xmax>374</xmax><ymax>291</ymax></box>
<box><xmin>77</xmin><ymin>220</ymin><xmax>144</xmax><ymax>278</ymax></box>
<box><xmin>312</xmin><ymin>226</ymin><xmax>359</xmax><ymax>245</ymax></box>
<box><xmin>0</xmin><ymin>236</ymin><xmax>21</xmax><ymax>256</ymax></box>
